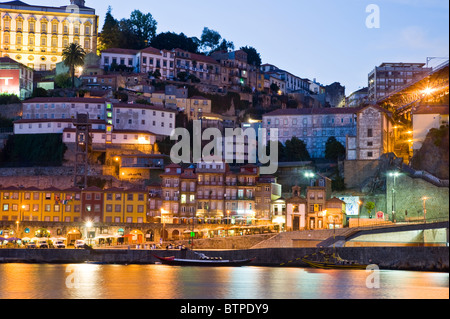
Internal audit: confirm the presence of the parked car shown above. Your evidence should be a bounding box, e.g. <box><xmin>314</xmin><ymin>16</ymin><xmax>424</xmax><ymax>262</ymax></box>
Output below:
<box><xmin>74</xmin><ymin>240</ymin><xmax>86</xmax><ymax>248</ymax></box>
<box><xmin>26</xmin><ymin>242</ymin><xmax>37</xmax><ymax>249</ymax></box>
<box><xmin>53</xmin><ymin>240</ymin><xmax>66</xmax><ymax>249</ymax></box>
<box><xmin>36</xmin><ymin>239</ymin><xmax>49</xmax><ymax>248</ymax></box>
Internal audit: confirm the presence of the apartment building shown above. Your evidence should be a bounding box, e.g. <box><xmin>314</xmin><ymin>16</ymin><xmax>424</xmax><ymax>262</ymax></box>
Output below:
<box><xmin>211</xmin><ymin>49</ymin><xmax>249</xmax><ymax>91</ymax></box>
<box><xmin>173</xmin><ymin>48</ymin><xmax>221</xmax><ymax>86</ymax></box>
<box><xmin>263</xmin><ymin>107</ymin><xmax>359</xmax><ymax>158</ymax></box>
<box><xmin>20</xmin><ymin>97</ymin><xmax>108</xmax><ymax>121</ymax></box>
<box><xmin>0</xmin><ymin>0</ymin><xmax>98</xmax><ymax>71</ymax></box>
<box><xmin>368</xmin><ymin>62</ymin><xmax>432</xmax><ymax>102</ymax></box>
<box><xmin>112</xmin><ymin>102</ymin><xmax>176</xmax><ymax>137</ymax></box>
<box><xmin>137</xmin><ymin>46</ymin><xmax>175</xmax><ymax>79</ymax></box>
<box><xmin>100</xmin><ymin>48</ymin><xmax>139</xmax><ymax>72</ymax></box>
<box><xmin>0</xmin><ymin>185</ymin><xmax>147</xmax><ymax>224</ymax></box>
<box><xmin>18</xmin><ymin>97</ymin><xmax>176</xmax><ymax>138</ymax></box>
<box><xmin>154</xmin><ymin>162</ymin><xmax>281</xmax><ymax>225</ymax></box>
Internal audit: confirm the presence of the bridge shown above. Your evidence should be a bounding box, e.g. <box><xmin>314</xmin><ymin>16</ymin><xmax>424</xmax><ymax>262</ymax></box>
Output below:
<box><xmin>377</xmin><ymin>59</ymin><xmax>449</xmax><ymax>118</ymax></box>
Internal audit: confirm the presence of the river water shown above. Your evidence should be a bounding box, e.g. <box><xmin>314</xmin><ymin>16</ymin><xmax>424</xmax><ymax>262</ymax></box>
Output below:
<box><xmin>0</xmin><ymin>263</ymin><xmax>448</xmax><ymax>299</ymax></box>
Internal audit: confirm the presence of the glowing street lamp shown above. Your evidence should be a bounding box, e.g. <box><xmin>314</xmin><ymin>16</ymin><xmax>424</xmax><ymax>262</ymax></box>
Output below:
<box><xmin>422</xmin><ymin>87</ymin><xmax>435</xmax><ymax>96</ymax></box>
<box><xmin>388</xmin><ymin>171</ymin><xmax>401</xmax><ymax>222</ymax></box>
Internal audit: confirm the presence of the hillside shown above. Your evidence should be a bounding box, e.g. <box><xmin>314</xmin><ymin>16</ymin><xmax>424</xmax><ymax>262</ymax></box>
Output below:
<box><xmin>411</xmin><ymin>126</ymin><xmax>449</xmax><ymax>180</ymax></box>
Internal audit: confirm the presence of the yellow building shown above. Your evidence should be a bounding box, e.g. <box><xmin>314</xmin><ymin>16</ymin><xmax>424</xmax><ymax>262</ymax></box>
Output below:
<box><xmin>0</xmin><ymin>185</ymin><xmax>147</xmax><ymax>224</ymax></box>
<box><xmin>186</xmin><ymin>96</ymin><xmax>212</xmax><ymax>121</ymax></box>
<box><xmin>122</xmin><ymin>188</ymin><xmax>147</xmax><ymax>224</ymax></box>
<box><xmin>0</xmin><ymin>0</ymin><xmax>98</xmax><ymax>71</ymax></box>
<box><xmin>103</xmin><ymin>187</ymin><xmax>126</xmax><ymax>223</ymax></box>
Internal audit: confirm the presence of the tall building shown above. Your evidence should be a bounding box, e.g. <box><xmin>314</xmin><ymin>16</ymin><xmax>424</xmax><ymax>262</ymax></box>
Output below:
<box><xmin>0</xmin><ymin>0</ymin><xmax>98</xmax><ymax>71</ymax></box>
<box><xmin>368</xmin><ymin>62</ymin><xmax>432</xmax><ymax>103</ymax></box>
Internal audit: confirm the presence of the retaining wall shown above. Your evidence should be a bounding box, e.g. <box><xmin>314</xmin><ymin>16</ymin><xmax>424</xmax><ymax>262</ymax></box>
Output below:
<box><xmin>0</xmin><ymin>246</ymin><xmax>448</xmax><ymax>271</ymax></box>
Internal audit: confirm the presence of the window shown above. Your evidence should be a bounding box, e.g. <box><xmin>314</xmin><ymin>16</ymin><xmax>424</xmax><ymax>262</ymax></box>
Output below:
<box><xmin>367</xmin><ymin>152</ymin><xmax>373</xmax><ymax>157</ymax></box>
<box><xmin>368</xmin><ymin>129</ymin><xmax>373</xmax><ymax>138</ymax></box>
<box><xmin>115</xmin><ymin>205</ymin><xmax>121</xmax><ymax>212</ymax></box>
<box><xmin>127</xmin><ymin>205</ymin><xmax>133</xmax><ymax>213</ymax></box>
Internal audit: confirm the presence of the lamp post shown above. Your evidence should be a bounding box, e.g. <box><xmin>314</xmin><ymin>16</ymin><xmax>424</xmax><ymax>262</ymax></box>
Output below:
<box><xmin>388</xmin><ymin>171</ymin><xmax>400</xmax><ymax>223</ymax></box>
<box><xmin>421</xmin><ymin>196</ymin><xmax>429</xmax><ymax>224</ymax></box>
<box><xmin>357</xmin><ymin>200</ymin><xmax>362</xmax><ymax>227</ymax></box>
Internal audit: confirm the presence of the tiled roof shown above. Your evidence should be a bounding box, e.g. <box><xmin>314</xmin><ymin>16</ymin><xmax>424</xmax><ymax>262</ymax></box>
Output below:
<box><xmin>23</xmin><ymin>97</ymin><xmax>107</xmax><ymax>104</ymax></box>
<box><xmin>101</xmin><ymin>48</ymin><xmax>139</xmax><ymax>55</ymax></box>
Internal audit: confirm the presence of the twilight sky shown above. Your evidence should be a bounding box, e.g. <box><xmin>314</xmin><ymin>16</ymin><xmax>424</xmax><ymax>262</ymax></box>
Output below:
<box><xmin>46</xmin><ymin>0</ymin><xmax>449</xmax><ymax>94</ymax></box>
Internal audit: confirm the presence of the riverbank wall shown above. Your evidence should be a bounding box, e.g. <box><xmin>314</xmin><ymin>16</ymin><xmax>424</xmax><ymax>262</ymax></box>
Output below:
<box><xmin>0</xmin><ymin>246</ymin><xmax>448</xmax><ymax>272</ymax></box>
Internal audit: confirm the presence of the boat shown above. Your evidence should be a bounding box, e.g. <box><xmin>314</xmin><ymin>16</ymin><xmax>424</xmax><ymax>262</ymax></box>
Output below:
<box><xmin>301</xmin><ymin>250</ymin><xmax>369</xmax><ymax>270</ymax></box>
<box><xmin>153</xmin><ymin>253</ymin><xmax>255</xmax><ymax>267</ymax></box>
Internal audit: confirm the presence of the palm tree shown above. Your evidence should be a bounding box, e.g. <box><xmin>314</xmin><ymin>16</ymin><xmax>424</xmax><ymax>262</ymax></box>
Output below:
<box><xmin>62</xmin><ymin>43</ymin><xmax>86</xmax><ymax>88</ymax></box>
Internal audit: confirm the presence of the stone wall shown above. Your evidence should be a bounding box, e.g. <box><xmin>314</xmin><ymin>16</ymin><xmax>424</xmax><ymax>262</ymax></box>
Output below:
<box><xmin>386</xmin><ymin>173</ymin><xmax>449</xmax><ymax>222</ymax></box>
<box><xmin>0</xmin><ymin>247</ymin><xmax>448</xmax><ymax>271</ymax></box>
<box><xmin>344</xmin><ymin>159</ymin><xmax>380</xmax><ymax>190</ymax></box>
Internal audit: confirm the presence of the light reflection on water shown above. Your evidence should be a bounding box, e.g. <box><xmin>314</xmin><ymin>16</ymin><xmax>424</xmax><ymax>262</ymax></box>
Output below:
<box><xmin>0</xmin><ymin>264</ymin><xmax>447</xmax><ymax>299</ymax></box>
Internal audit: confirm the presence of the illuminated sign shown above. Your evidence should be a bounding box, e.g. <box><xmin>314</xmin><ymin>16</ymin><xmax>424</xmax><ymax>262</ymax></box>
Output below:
<box><xmin>0</xmin><ymin>69</ymin><xmax>20</xmax><ymax>95</ymax></box>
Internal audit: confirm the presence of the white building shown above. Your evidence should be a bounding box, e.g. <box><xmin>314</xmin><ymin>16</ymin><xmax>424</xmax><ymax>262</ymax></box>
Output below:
<box><xmin>21</xmin><ymin>97</ymin><xmax>108</xmax><ymax>121</ymax></box>
<box><xmin>62</xmin><ymin>128</ymin><xmax>156</xmax><ymax>146</ymax></box>
<box><xmin>14</xmin><ymin>118</ymin><xmax>106</xmax><ymax>134</ymax></box>
<box><xmin>100</xmin><ymin>48</ymin><xmax>139</xmax><ymax>72</ymax></box>
<box><xmin>18</xmin><ymin>97</ymin><xmax>177</xmax><ymax>138</ymax></box>
<box><xmin>137</xmin><ymin>47</ymin><xmax>174</xmax><ymax>79</ymax></box>
<box><xmin>112</xmin><ymin>103</ymin><xmax>176</xmax><ymax>137</ymax></box>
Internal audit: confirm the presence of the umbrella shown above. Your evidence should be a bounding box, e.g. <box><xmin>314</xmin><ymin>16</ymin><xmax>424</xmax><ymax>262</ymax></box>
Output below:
<box><xmin>0</xmin><ymin>237</ymin><xmax>6</xmax><ymax>241</ymax></box>
<box><xmin>6</xmin><ymin>237</ymin><xmax>21</xmax><ymax>241</ymax></box>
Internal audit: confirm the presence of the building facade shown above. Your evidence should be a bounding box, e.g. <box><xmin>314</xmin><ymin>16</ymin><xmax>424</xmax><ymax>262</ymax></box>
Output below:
<box><xmin>0</xmin><ymin>185</ymin><xmax>147</xmax><ymax>224</ymax></box>
<box><xmin>263</xmin><ymin>107</ymin><xmax>360</xmax><ymax>158</ymax></box>
<box><xmin>346</xmin><ymin>105</ymin><xmax>395</xmax><ymax>160</ymax></box>
<box><xmin>368</xmin><ymin>62</ymin><xmax>432</xmax><ymax>102</ymax></box>
<box><xmin>0</xmin><ymin>0</ymin><xmax>98</xmax><ymax>71</ymax></box>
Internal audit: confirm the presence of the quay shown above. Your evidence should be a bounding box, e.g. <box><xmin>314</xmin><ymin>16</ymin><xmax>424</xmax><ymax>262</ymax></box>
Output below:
<box><xmin>0</xmin><ymin>246</ymin><xmax>448</xmax><ymax>272</ymax></box>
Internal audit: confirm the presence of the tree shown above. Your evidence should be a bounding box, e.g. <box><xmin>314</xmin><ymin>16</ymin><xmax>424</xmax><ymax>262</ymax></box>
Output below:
<box><xmin>151</xmin><ymin>32</ymin><xmax>199</xmax><ymax>53</ymax></box>
<box><xmin>200</xmin><ymin>27</ymin><xmax>221</xmax><ymax>54</ymax></box>
<box><xmin>128</xmin><ymin>10</ymin><xmax>157</xmax><ymax>49</ymax></box>
<box><xmin>211</xmin><ymin>38</ymin><xmax>234</xmax><ymax>54</ymax></box>
<box><xmin>240</xmin><ymin>46</ymin><xmax>262</xmax><ymax>66</ymax></box>
<box><xmin>365</xmin><ymin>201</ymin><xmax>376</xmax><ymax>218</ymax></box>
<box><xmin>98</xmin><ymin>6</ymin><xmax>120</xmax><ymax>51</ymax></box>
<box><xmin>270</xmin><ymin>83</ymin><xmax>280</xmax><ymax>94</ymax></box>
<box><xmin>54</xmin><ymin>73</ymin><xmax>71</xmax><ymax>88</ymax></box>
<box><xmin>325</xmin><ymin>137</ymin><xmax>346</xmax><ymax>161</ymax></box>
<box><xmin>284</xmin><ymin>137</ymin><xmax>310</xmax><ymax>161</ymax></box>
<box><xmin>62</xmin><ymin>43</ymin><xmax>86</xmax><ymax>88</ymax></box>
<box><xmin>118</xmin><ymin>18</ymin><xmax>142</xmax><ymax>49</ymax></box>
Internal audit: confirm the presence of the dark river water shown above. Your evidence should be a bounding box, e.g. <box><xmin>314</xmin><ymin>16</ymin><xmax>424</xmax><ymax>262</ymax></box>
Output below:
<box><xmin>0</xmin><ymin>263</ymin><xmax>448</xmax><ymax>299</ymax></box>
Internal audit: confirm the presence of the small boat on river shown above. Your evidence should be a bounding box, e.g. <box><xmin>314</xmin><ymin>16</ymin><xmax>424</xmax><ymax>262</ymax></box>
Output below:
<box><xmin>301</xmin><ymin>250</ymin><xmax>369</xmax><ymax>270</ymax></box>
<box><xmin>153</xmin><ymin>253</ymin><xmax>255</xmax><ymax>267</ymax></box>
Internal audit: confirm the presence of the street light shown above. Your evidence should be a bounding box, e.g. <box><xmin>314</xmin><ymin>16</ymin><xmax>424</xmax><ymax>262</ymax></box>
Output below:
<box><xmin>388</xmin><ymin>171</ymin><xmax>401</xmax><ymax>222</ymax></box>
<box><xmin>357</xmin><ymin>200</ymin><xmax>362</xmax><ymax>227</ymax></box>
<box><xmin>421</xmin><ymin>196</ymin><xmax>429</xmax><ymax>223</ymax></box>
